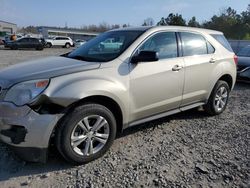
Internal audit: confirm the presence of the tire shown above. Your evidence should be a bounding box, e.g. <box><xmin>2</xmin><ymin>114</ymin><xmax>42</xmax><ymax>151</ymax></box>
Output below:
<box><xmin>65</xmin><ymin>43</ymin><xmax>70</xmax><ymax>48</ymax></box>
<box><xmin>11</xmin><ymin>45</ymin><xmax>18</xmax><ymax>50</ymax></box>
<box><xmin>46</xmin><ymin>43</ymin><xmax>52</xmax><ymax>48</ymax></box>
<box><xmin>36</xmin><ymin>46</ymin><xmax>43</xmax><ymax>51</ymax></box>
<box><xmin>204</xmin><ymin>80</ymin><xmax>230</xmax><ymax>115</ymax></box>
<box><xmin>56</xmin><ymin>104</ymin><xmax>117</xmax><ymax>164</ymax></box>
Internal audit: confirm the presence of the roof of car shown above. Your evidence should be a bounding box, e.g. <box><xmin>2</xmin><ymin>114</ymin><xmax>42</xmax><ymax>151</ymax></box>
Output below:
<box><xmin>113</xmin><ymin>26</ymin><xmax>223</xmax><ymax>35</ymax></box>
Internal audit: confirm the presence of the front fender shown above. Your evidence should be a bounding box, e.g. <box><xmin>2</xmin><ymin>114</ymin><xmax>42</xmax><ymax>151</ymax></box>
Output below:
<box><xmin>43</xmin><ymin>76</ymin><xmax>129</xmax><ymax>124</ymax></box>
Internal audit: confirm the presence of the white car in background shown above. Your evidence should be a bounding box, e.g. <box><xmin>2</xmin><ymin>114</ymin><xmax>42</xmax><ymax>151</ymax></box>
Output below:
<box><xmin>46</xmin><ymin>36</ymin><xmax>74</xmax><ymax>48</ymax></box>
<box><xmin>75</xmin><ymin>39</ymin><xmax>86</xmax><ymax>48</ymax></box>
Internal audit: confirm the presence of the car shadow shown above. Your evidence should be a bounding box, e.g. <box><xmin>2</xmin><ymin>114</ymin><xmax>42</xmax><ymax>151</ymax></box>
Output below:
<box><xmin>234</xmin><ymin>82</ymin><xmax>250</xmax><ymax>90</ymax></box>
<box><xmin>0</xmin><ymin>82</ymin><xmax>248</xmax><ymax>182</ymax></box>
<box><xmin>0</xmin><ymin>144</ymin><xmax>72</xmax><ymax>181</ymax></box>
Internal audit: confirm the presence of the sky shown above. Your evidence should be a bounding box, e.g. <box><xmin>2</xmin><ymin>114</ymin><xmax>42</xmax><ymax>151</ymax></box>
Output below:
<box><xmin>0</xmin><ymin>0</ymin><xmax>249</xmax><ymax>28</ymax></box>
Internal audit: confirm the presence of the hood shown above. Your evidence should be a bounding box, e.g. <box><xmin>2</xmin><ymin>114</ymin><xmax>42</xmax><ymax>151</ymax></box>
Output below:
<box><xmin>238</xmin><ymin>56</ymin><xmax>250</xmax><ymax>67</ymax></box>
<box><xmin>0</xmin><ymin>56</ymin><xmax>100</xmax><ymax>89</ymax></box>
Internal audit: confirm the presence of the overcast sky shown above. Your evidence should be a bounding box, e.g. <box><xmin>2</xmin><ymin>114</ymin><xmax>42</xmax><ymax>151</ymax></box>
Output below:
<box><xmin>0</xmin><ymin>0</ymin><xmax>249</xmax><ymax>27</ymax></box>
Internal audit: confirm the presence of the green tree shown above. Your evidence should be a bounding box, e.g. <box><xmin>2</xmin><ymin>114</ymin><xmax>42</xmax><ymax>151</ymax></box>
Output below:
<box><xmin>202</xmin><ymin>7</ymin><xmax>244</xmax><ymax>39</ymax></box>
<box><xmin>188</xmin><ymin>16</ymin><xmax>200</xmax><ymax>27</ymax></box>
<box><xmin>241</xmin><ymin>4</ymin><xmax>250</xmax><ymax>39</ymax></box>
<box><xmin>157</xmin><ymin>14</ymin><xmax>186</xmax><ymax>26</ymax></box>
<box><xmin>142</xmin><ymin>18</ymin><xmax>154</xmax><ymax>26</ymax></box>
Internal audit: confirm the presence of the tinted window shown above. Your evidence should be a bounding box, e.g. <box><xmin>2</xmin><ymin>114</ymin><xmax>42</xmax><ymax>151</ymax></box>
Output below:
<box><xmin>19</xmin><ymin>38</ymin><xmax>29</xmax><ymax>43</ymax></box>
<box><xmin>68</xmin><ymin>30</ymin><xmax>144</xmax><ymax>62</ymax></box>
<box><xmin>30</xmin><ymin>38</ymin><xmax>38</xmax><ymax>43</ymax></box>
<box><xmin>139</xmin><ymin>32</ymin><xmax>178</xmax><ymax>59</ymax></box>
<box><xmin>212</xmin><ymin>34</ymin><xmax>233</xmax><ymax>52</ymax></box>
<box><xmin>181</xmin><ymin>32</ymin><xmax>207</xmax><ymax>56</ymax></box>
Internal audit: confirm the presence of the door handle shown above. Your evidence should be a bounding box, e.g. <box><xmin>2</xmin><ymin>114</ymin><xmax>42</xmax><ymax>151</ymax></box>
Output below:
<box><xmin>209</xmin><ymin>58</ymin><xmax>216</xmax><ymax>63</ymax></box>
<box><xmin>172</xmin><ymin>65</ymin><xmax>183</xmax><ymax>71</ymax></box>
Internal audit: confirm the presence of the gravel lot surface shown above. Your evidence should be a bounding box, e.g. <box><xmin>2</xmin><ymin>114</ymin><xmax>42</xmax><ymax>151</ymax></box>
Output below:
<box><xmin>0</xmin><ymin>47</ymin><xmax>249</xmax><ymax>188</ymax></box>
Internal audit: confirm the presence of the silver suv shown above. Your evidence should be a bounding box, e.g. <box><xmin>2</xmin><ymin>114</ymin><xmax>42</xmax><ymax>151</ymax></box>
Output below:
<box><xmin>0</xmin><ymin>26</ymin><xmax>237</xmax><ymax>164</ymax></box>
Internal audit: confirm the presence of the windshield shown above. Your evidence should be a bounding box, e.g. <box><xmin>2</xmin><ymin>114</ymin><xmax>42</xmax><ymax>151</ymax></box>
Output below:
<box><xmin>237</xmin><ymin>46</ymin><xmax>250</xmax><ymax>57</ymax></box>
<box><xmin>67</xmin><ymin>30</ymin><xmax>144</xmax><ymax>62</ymax></box>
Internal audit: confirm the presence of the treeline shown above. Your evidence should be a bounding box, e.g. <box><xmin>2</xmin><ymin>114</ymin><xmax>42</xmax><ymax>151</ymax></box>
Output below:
<box><xmin>18</xmin><ymin>5</ymin><xmax>250</xmax><ymax>40</ymax></box>
<box><xmin>156</xmin><ymin>5</ymin><xmax>250</xmax><ymax>40</ymax></box>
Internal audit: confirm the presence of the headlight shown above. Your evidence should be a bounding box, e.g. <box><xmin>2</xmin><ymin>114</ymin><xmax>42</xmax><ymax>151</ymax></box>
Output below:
<box><xmin>4</xmin><ymin>79</ymin><xmax>49</xmax><ymax>106</ymax></box>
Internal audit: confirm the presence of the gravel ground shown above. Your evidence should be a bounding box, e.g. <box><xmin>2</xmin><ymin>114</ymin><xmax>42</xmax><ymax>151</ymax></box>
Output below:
<box><xmin>0</xmin><ymin>47</ymin><xmax>249</xmax><ymax>188</ymax></box>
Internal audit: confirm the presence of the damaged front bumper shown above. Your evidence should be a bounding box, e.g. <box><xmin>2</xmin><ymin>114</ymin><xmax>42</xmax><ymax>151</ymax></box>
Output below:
<box><xmin>0</xmin><ymin>102</ymin><xmax>62</xmax><ymax>163</ymax></box>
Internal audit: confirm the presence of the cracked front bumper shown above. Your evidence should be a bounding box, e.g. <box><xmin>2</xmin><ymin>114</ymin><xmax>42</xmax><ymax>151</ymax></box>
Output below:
<box><xmin>0</xmin><ymin>102</ymin><xmax>62</xmax><ymax>162</ymax></box>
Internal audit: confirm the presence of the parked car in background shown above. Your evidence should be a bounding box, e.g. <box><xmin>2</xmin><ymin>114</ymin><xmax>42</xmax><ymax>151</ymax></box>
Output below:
<box><xmin>46</xmin><ymin>36</ymin><xmax>74</xmax><ymax>48</ymax></box>
<box><xmin>4</xmin><ymin>37</ymin><xmax>44</xmax><ymax>50</ymax></box>
<box><xmin>0</xmin><ymin>26</ymin><xmax>236</xmax><ymax>164</ymax></box>
<box><xmin>39</xmin><ymin>38</ymin><xmax>47</xmax><ymax>47</ymax></box>
<box><xmin>0</xmin><ymin>39</ymin><xmax>4</xmax><ymax>45</ymax></box>
<box><xmin>75</xmin><ymin>39</ymin><xmax>86</xmax><ymax>48</ymax></box>
<box><xmin>237</xmin><ymin>45</ymin><xmax>250</xmax><ymax>82</ymax></box>
<box><xmin>100</xmin><ymin>38</ymin><xmax>123</xmax><ymax>51</ymax></box>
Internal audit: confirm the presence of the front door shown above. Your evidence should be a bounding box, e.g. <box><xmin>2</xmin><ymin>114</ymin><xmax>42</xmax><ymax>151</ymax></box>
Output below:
<box><xmin>129</xmin><ymin>32</ymin><xmax>185</xmax><ymax>122</ymax></box>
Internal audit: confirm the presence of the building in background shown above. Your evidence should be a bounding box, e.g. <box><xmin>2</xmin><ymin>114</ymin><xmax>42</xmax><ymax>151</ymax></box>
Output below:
<box><xmin>0</xmin><ymin>20</ymin><xmax>17</xmax><ymax>35</ymax></box>
<box><xmin>38</xmin><ymin>26</ymin><xmax>99</xmax><ymax>41</ymax></box>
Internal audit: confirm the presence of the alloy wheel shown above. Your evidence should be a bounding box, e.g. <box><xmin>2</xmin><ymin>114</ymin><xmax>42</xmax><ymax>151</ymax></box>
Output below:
<box><xmin>70</xmin><ymin>115</ymin><xmax>110</xmax><ymax>156</ymax></box>
<box><xmin>214</xmin><ymin>86</ymin><xmax>228</xmax><ymax>112</ymax></box>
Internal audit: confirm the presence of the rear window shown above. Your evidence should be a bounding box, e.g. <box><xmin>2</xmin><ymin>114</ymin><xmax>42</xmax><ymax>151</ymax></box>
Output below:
<box><xmin>211</xmin><ymin>34</ymin><xmax>233</xmax><ymax>52</ymax></box>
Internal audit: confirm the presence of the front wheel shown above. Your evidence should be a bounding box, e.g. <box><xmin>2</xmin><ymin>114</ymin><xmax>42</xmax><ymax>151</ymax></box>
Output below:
<box><xmin>46</xmin><ymin>43</ymin><xmax>52</xmax><ymax>48</ymax></box>
<box><xmin>204</xmin><ymin>80</ymin><xmax>230</xmax><ymax>115</ymax></box>
<box><xmin>56</xmin><ymin>104</ymin><xmax>117</xmax><ymax>164</ymax></box>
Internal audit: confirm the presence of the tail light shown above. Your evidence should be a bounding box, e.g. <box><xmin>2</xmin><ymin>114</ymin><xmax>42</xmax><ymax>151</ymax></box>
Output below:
<box><xmin>233</xmin><ymin>55</ymin><xmax>238</xmax><ymax>65</ymax></box>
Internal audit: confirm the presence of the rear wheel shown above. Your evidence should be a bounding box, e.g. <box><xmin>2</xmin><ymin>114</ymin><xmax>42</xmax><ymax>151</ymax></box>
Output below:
<box><xmin>204</xmin><ymin>80</ymin><xmax>230</xmax><ymax>115</ymax></box>
<box><xmin>11</xmin><ymin>45</ymin><xmax>18</xmax><ymax>50</ymax></box>
<box><xmin>65</xmin><ymin>43</ymin><xmax>70</xmax><ymax>48</ymax></box>
<box><xmin>56</xmin><ymin>104</ymin><xmax>117</xmax><ymax>164</ymax></box>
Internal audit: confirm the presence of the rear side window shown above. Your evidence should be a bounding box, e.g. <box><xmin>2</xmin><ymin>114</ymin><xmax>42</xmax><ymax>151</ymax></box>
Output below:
<box><xmin>211</xmin><ymin>34</ymin><xmax>233</xmax><ymax>52</ymax></box>
<box><xmin>181</xmin><ymin>32</ymin><xmax>207</xmax><ymax>56</ymax></box>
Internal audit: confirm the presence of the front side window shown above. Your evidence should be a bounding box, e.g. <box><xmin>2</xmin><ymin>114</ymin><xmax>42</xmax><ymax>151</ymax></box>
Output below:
<box><xmin>139</xmin><ymin>32</ymin><xmax>178</xmax><ymax>59</ymax></box>
<box><xmin>19</xmin><ymin>38</ymin><xmax>28</xmax><ymax>43</ymax></box>
<box><xmin>67</xmin><ymin>30</ymin><xmax>144</xmax><ymax>62</ymax></box>
<box><xmin>181</xmin><ymin>32</ymin><xmax>208</xmax><ymax>56</ymax></box>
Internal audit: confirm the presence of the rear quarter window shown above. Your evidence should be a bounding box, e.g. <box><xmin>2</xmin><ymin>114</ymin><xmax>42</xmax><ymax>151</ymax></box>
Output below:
<box><xmin>211</xmin><ymin>34</ymin><xmax>233</xmax><ymax>52</ymax></box>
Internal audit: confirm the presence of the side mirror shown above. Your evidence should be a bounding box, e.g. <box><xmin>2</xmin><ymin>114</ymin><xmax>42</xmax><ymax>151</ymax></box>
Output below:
<box><xmin>131</xmin><ymin>50</ymin><xmax>159</xmax><ymax>64</ymax></box>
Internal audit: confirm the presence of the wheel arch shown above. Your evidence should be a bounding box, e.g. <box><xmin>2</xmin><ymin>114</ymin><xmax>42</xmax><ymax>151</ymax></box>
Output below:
<box><xmin>51</xmin><ymin>95</ymin><xmax>124</xmax><ymax>141</ymax></box>
<box><xmin>218</xmin><ymin>74</ymin><xmax>233</xmax><ymax>90</ymax></box>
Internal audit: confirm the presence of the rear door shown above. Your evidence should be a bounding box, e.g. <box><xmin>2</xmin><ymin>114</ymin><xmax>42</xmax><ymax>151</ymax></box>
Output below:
<box><xmin>129</xmin><ymin>31</ymin><xmax>185</xmax><ymax>121</ymax></box>
<box><xmin>179</xmin><ymin>32</ymin><xmax>216</xmax><ymax>106</ymax></box>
